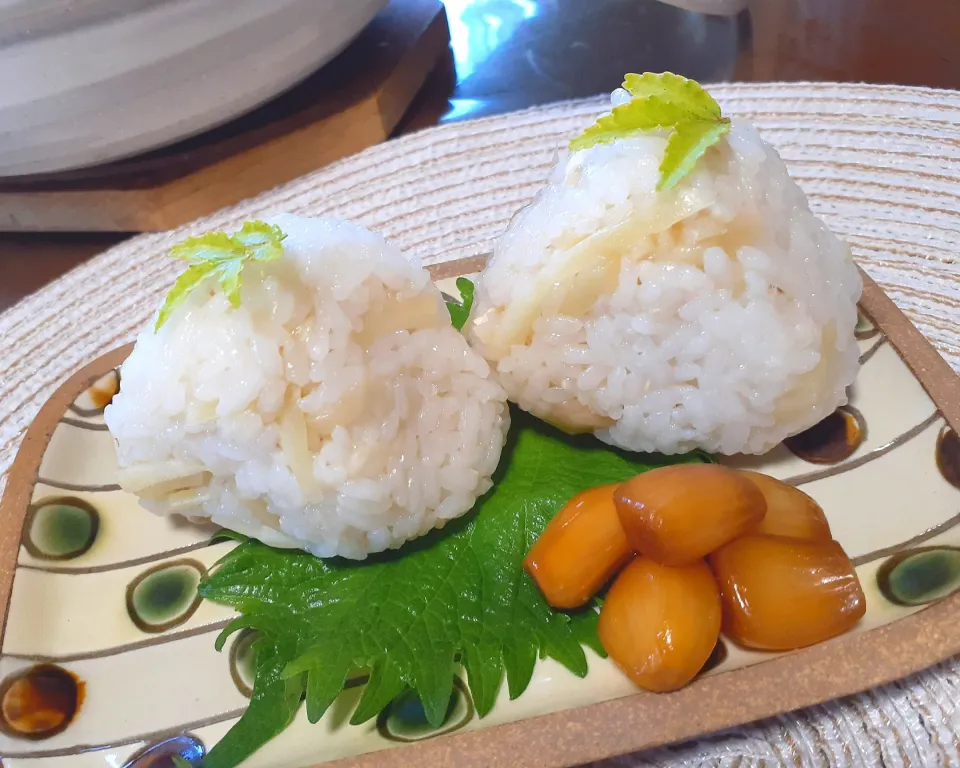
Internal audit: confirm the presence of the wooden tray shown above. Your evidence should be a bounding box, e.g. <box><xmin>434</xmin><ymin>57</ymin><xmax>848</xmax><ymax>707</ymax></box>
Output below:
<box><xmin>0</xmin><ymin>0</ymin><xmax>449</xmax><ymax>234</ymax></box>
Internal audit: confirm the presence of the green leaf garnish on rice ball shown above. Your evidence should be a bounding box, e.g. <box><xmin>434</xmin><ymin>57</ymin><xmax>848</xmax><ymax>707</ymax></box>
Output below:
<box><xmin>570</xmin><ymin>72</ymin><xmax>731</xmax><ymax>191</ymax></box>
<box><xmin>155</xmin><ymin>220</ymin><xmax>287</xmax><ymax>331</ymax></box>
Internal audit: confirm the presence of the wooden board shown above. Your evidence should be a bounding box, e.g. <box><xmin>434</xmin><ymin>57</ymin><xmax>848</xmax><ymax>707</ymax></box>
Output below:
<box><xmin>0</xmin><ymin>0</ymin><xmax>449</xmax><ymax>233</ymax></box>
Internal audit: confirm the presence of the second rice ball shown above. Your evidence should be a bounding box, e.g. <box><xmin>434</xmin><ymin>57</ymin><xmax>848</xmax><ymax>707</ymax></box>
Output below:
<box><xmin>106</xmin><ymin>214</ymin><xmax>510</xmax><ymax>560</ymax></box>
<box><xmin>465</xmin><ymin>94</ymin><xmax>861</xmax><ymax>456</ymax></box>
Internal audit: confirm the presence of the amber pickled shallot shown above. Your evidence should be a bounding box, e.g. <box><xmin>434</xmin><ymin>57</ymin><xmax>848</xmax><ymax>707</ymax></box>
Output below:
<box><xmin>739</xmin><ymin>471</ymin><xmax>832</xmax><ymax>542</ymax></box>
<box><xmin>710</xmin><ymin>534</ymin><xmax>866</xmax><ymax>651</ymax></box>
<box><xmin>615</xmin><ymin>464</ymin><xmax>766</xmax><ymax>565</ymax></box>
<box><xmin>598</xmin><ymin>557</ymin><xmax>721</xmax><ymax>693</ymax></box>
<box><xmin>525</xmin><ymin>465</ymin><xmax>866</xmax><ymax>698</ymax></box>
<box><xmin>523</xmin><ymin>484</ymin><xmax>632</xmax><ymax>609</ymax></box>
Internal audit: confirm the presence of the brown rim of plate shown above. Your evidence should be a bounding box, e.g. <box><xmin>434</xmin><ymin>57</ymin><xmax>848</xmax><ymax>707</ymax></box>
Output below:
<box><xmin>0</xmin><ymin>267</ymin><xmax>958</xmax><ymax>768</ymax></box>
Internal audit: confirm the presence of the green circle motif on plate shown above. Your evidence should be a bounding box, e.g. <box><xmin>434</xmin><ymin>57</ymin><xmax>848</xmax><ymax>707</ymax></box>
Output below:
<box><xmin>876</xmin><ymin>547</ymin><xmax>960</xmax><ymax>606</ymax></box>
<box><xmin>229</xmin><ymin>630</ymin><xmax>258</xmax><ymax>698</ymax></box>
<box><xmin>126</xmin><ymin>559</ymin><xmax>206</xmax><ymax>633</ymax></box>
<box><xmin>23</xmin><ymin>498</ymin><xmax>100</xmax><ymax>561</ymax></box>
<box><xmin>377</xmin><ymin>677</ymin><xmax>473</xmax><ymax>743</ymax></box>
<box><xmin>854</xmin><ymin>308</ymin><xmax>879</xmax><ymax>340</ymax></box>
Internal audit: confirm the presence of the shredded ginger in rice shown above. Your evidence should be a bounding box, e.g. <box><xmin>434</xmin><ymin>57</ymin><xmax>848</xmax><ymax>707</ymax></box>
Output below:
<box><xmin>105</xmin><ymin>214</ymin><xmax>510</xmax><ymax>559</ymax></box>
<box><xmin>466</xmin><ymin>95</ymin><xmax>861</xmax><ymax>455</ymax></box>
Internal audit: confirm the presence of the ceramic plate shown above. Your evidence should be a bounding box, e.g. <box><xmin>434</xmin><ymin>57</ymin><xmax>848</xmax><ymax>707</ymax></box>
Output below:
<box><xmin>1</xmin><ymin>265</ymin><xmax>960</xmax><ymax>768</ymax></box>
<box><xmin>2</xmin><ymin>84</ymin><xmax>960</xmax><ymax>768</ymax></box>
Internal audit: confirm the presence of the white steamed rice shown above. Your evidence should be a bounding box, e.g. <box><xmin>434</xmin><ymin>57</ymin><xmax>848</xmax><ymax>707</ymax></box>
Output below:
<box><xmin>466</xmin><ymin>90</ymin><xmax>861</xmax><ymax>455</ymax></box>
<box><xmin>105</xmin><ymin>214</ymin><xmax>510</xmax><ymax>559</ymax></box>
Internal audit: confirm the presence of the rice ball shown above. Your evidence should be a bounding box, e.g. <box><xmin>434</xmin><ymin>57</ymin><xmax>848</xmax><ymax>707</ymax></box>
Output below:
<box><xmin>105</xmin><ymin>214</ymin><xmax>510</xmax><ymax>559</ymax></box>
<box><xmin>466</xmin><ymin>98</ymin><xmax>861</xmax><ymax>456</ymax></box>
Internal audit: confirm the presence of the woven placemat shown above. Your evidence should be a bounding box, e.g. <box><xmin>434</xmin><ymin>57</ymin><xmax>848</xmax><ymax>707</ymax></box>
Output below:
<box><xmin>3</xmin><ymin>82</ymin><xmax>960</xmax><ymax>766</ymax></box>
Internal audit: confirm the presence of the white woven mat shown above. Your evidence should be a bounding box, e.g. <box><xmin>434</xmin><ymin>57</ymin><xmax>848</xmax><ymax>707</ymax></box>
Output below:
<box><xmin>3</xmin><ymin>82</ymin><xmax>960</xmax><ymax>766</ymax></box>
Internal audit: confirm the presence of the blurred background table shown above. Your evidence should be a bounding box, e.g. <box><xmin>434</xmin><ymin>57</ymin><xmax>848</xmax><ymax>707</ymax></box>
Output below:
<box><xmin>2</xmin><ymin>0</ymin><xmax>958</xmax><ymax>313</ymax></box>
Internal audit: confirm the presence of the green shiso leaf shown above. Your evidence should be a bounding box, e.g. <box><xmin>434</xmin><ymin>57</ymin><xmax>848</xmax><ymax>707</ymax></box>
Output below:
<box><xmin>198</xmin><ymin>410</ymin><xmax>702</xmax><ymax>768</ymax></box>
<box><xmin>445</xmin><ymin>277</ymin><xmax>476</xmax><ymax>331</ymax></box>
<box><xmin>569</xmin><ymin>71</ymin><xmax>731</xmax><ymax>192</ymax></box>
<box><xmin>154</xmin><ymin>220</ymin><xmax>287</xmax><ymax>332</ymax></box>
<box><xmin>197</xmin><ymin>637</ymin><xmax>304</xmax><ymax>768</ymax></box>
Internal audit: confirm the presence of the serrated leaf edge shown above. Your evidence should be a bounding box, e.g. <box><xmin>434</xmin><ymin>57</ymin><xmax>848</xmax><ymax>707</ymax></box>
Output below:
<box><xmin>197</xmin><ymin>421</ymin><xmax>707</xmax><ymax>768</ymax></box>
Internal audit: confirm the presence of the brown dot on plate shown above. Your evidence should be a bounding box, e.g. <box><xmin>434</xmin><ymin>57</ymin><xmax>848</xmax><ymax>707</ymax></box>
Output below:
<box><xmin>0</xmin><ymin>664</ymin><xmax>84</xmax><ymax>740</ymax></box>
<box><xmin>783</xmin><ymin>406</ymin><xmax>866</xmax><ymax>464</ymax></box>
<box><xmin>69</xmin><ymin>368</ymin><xmax>121</xmax><ymax>417</ymax></box>
<box><xmin>936</xmin><ymin>425</ymin><xmax>960</xmax><ymax>490</ymax></box>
